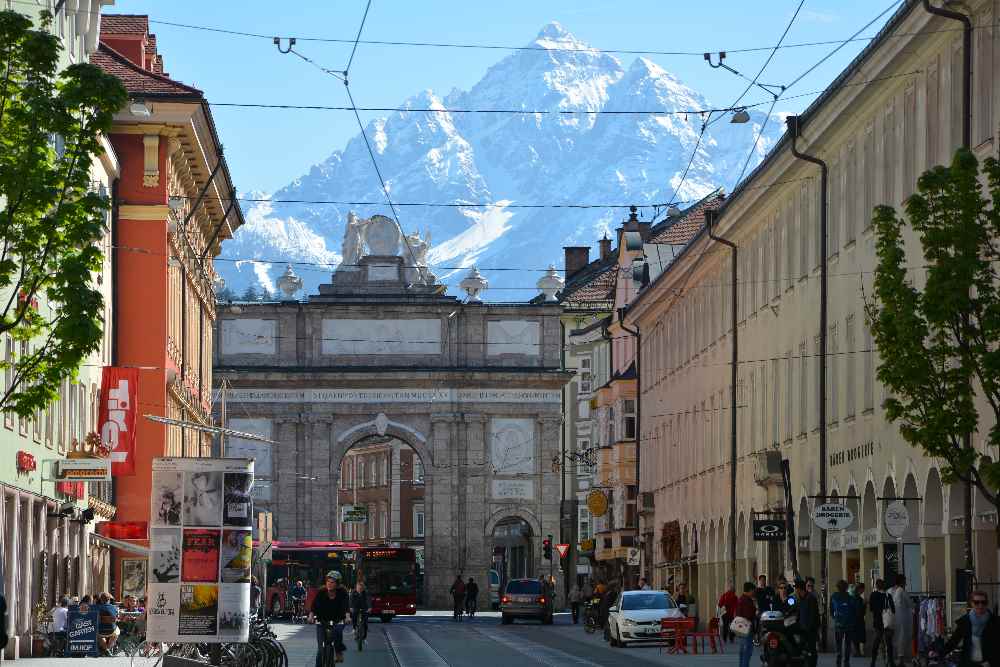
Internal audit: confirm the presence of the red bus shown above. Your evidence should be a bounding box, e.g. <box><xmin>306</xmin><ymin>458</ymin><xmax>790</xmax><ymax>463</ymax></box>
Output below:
<box><xmin>265</xmin><ymin>540</ymin><xmax>360</xmax><ymax>618</ymax></box>
<box><xmin>357</xmin><ymin>547</ymin><xmax>418</xmax><ymax>621</ymax></box>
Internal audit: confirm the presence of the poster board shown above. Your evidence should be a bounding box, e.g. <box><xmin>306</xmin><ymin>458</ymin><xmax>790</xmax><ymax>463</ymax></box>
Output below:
<box><xmin>146</xmin><ymin>457</ymin><xmax>253</xmax><ymax>644</ymax></box>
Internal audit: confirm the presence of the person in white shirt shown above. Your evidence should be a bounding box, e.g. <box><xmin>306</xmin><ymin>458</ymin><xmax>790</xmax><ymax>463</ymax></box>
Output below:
<box><xmin>889</xmin><ymin>575</ymin><xmax>912</xmax><ymax>667</ymax></box>
<box><xmin>50</xmin><ymin>597</ymin><xmax>69</xmax><ymax>633</ymax></box>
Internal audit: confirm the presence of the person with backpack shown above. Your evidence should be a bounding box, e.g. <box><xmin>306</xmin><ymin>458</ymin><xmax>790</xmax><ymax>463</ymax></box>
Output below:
<box><xmin>832</xmin><ymin>580</ymin><xmax>856</xmax><ymax>667</ymax></box>
<box><xmin>852</xmin><ymin>583</ymin><xmax>868</xmax><ymax>657</ymax></box>
<box><xmin>870</xmin><ymin>579</ymin><xmax>896</xmax><ymax>667</ymax></box>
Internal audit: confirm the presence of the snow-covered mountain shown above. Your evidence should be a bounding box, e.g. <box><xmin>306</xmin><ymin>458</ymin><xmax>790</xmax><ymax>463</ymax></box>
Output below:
<box><xmin>218</xmin><ymin>22</ymin><xmax>784</xmax><ymax>301</ymax></box>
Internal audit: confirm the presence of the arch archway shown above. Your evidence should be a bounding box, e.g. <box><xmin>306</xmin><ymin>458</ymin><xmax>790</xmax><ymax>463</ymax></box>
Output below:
<box><xmin>491</xmin><ymin>516</ymin><xmax>534</xmax><ymax>585</ymax></box>
<box><xmin>922</xmin><ymin>469</ymin><xmax>946</xmax><ymax>591</ymax></box>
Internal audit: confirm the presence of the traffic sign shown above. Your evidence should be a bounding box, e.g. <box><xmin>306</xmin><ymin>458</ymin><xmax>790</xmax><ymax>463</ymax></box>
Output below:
<box><xmin>884</xmin><ymin>501</ymin><xmax>910</xmax><ymax>538</ymax></box>
<box><xmin>555</xmin><ymin>543</ymin><xmax>570</xmax><ymax>558</ymax></box>
<box><xmin>813</xmin><ymin>503</ymin><xmax>854</xmax><ymax>530</ymax></box>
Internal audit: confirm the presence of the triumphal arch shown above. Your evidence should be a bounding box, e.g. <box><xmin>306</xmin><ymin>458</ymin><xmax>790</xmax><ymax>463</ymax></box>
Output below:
<box><xmin>213</xmin><ymin>214</ymin><xmax>570</xmax><ymax>606</ymax></box>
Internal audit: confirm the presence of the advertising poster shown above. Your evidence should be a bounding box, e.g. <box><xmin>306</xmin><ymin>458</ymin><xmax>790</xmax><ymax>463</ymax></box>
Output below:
<box><xmin>181</xmin><ymin>529</ymin><xmax>221</xmax><ymax>582</ymax></box>
<box><xmin>147</xmin><ymin>457</ymin><xmax>253</xmax><ymax>644</ymax></box>
<box><xmin>221</xmin><ymin>530</ymin><xmax>252</xmax><ymax>583</ymax></box>
<box><xmin>149</xmin><ymin>528</ymin><xmax>181</xmax><ymax>583</ymax></box>
<box><xmin>179</xmin><ymin>584</ymin><xmax>219</xmax><ymax>636</ymax></box>
<box><xmin>223</xmin><ymin>473</ymin><xmax>253</xmax><ymax>527</ymax></box>
<box><xmin>120</xmin><ymin>558</ymin><xmax>147</xmax><ymax>600</ymax></box>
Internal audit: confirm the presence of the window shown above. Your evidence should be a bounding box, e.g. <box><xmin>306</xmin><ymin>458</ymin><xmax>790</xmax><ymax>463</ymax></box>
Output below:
<box><xmin>18</xmin><ymin>342</ymin><xmax>28</xmax><ymax>435</ymax></box>
<box><xmin>578</xmin><ymin>505</ymin><xmax>592</xmax><ymax>540</ymax></box>
<box><xmin>3</xmin><ymin>335</ymin><xmax>12</xmax><ymax>430</ymax></box>
<box><xmin>926</xmin><ymin>59</ymin><xmax>940</xmax><ymax>168</ymax></box>
<box><xmin>623</xmin><ymin>400</ymin><xmax>636</xmax><ymax>440</ymax></box>
<box><xmin>846</xmin><ymin>315</ymin><xmax>856</xmax><ymax>419</ymax></box>
<box><xmin>813</xmin><ymin>336</ymin><xmax>822</xmax><ymax>431</ymax></box>
<box><xmin>798</xmin><ymin>342</ymin><xmax>808</xmax><ymax>435</ymax></box>
<box><xmin>370</xmin><ymin>458</ymin><xmax>377</xmax><ymax>486</ymax></box>
<box><xmin>784</xmin><ymin>351</ymin><xmax>793</xmax><ymax>442</ymax></box>
<box><xmin>883</xmin><ymin>107</ymin><xmax>896</xmax><ymax>205</ymax></box>
<box><xmin>413</xmin><ymin>504</ymin><xmax>425</xmax><ymax>537</ymax></box>
<box><xmin>380</xmin><ymin>508</ymin><xmax>387</xmax><ymax>538</ymax></box>
<box><xmin>799</xmin><ymin>187</ymin><xmax>809</xmax><ymax>278</ymax></box>
<box><xmin>359</xmin><ymin>461</ymin><xmax>365</xmax><ymax>488</ymax></box>
<box><xmin>413</xmin><ymin>457</ymin><xmax>424</xmax><ymax>484</ymax></box>
<box><xmin>829</xmin><ymin>324</ymin><xmax>839</xmax><ymax>426</ymax></box>
<box><xmin>864</xmin><ymin>324</ymin><xmax>875</xmax><ymax>412</ymax></box>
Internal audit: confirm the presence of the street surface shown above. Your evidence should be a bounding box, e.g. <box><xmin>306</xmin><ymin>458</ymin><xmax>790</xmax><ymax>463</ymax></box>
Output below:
<box><xmin>35</xmin><ymin>612</ymin><xmax>853</xmax><ymax>667</ymax></box>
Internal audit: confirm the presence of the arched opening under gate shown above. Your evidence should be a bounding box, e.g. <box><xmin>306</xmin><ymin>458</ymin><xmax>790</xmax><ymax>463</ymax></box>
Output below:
<box><xmin>336</xmin><ymin>434</ymin><xmax>427</xmax><ymax>601</ymax></box>
<box><xmin>491</xmin><ymin>516</ymin><xmax>534</xmax><ymax>590</ymax></box>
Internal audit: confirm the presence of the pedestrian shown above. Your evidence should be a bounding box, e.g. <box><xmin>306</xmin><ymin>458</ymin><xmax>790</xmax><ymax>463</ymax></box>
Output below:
<box><xmin>755</xmin><ymin>574</ymin><xmax>777</xmax><ymax>614</ymax></box>
<box><xmin>638</xmin><ymin>577</ymin><xmax>651</xmax><ymax>591</ymax></box>
<box><xmin>599</xmin><ymin>583</ymin><xmax>617</xmax><ymax>639</ymax></box>
<box><xmin>889</xmin><ymin>575</ymin><xmax>911</xmax><ymax>667</ymax></box>
<box><xmin>95</xmin><ymin>592</ymin><xmax>120</xmax><ymax>656</ymax></box>
<box><xmin>719</xmin><ymin>585</ymin><xmax>739</xmax><ymax>643</ymax></box>
<box><xmin>449</xmin><ymin>575</ymin><xmax>466</xmax><ymax>622</ymax></box>
<box><xmin>870</xmin><ymin>578</ymin><xmax>896</xmax><ymax>667</ymax></box>
<box><xmin>569</xmin><ymin>583</ymin><xmax>582</xmax><ymax>624</ymax></box>
<box><xmin>795</xmin><ymin>579</ymin><xmax>820</xmax><ymax>667</ymax></box>
<box><xmin>676</xmin><ymin>582</ymin><xmax>696</xmax><ymax>618</ymax></box>
<box><xmin>309</xmin><ymin>571</ymin><xmax>349</xmax><ymax>665</ymax></box>
<box><xmin>737</xmin><ymin>582</ymin><xmax>758</xmax><ymax>667</ymax></box>
<box><xmin>933</xmin><ymin>590</ymin><xmax>999</xmax><ymax>667</ymax></box>
<box><xmin>832</xmin><ymin>580</ymin><xmax>855</xmax><ymax>667</ymax></box>
<box><xmin>853</xmin><ymin>583</ymin><xmax>868</xmax><ymax>657</ymax></box>
<box><xmin>465</xmin><ymin>577</ymin><xmax>479</xmax><ymax>616</ymax></box>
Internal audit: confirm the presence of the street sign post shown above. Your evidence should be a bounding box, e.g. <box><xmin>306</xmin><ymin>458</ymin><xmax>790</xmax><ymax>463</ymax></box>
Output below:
<box><xmin>555</xmin><ymin>543</ymin><xmax>570</xmax><ymax>559</ymax></box>
<box><xmin>813</xmin><ymin>503</ymin><xmax>854</xmax><ymax>531</ymax></box>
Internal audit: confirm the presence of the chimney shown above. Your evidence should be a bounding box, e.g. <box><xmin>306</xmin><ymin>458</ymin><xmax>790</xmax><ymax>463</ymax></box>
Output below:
<box><xmin>563</xmin><ymin>247</ymin><xmax>590</xmax><ymax>280</ymax></box>
<box><xmin>599</xmin><ymin>234</ymin><xmax>612</xmax><ymax>261</ymax></box>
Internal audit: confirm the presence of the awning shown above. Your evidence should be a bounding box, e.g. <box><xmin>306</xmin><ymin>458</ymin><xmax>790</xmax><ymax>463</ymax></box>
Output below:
<box><xmin>90</xmin><ymin>532</ymin><xmax>150</xmax><ymax>556</ymax></box>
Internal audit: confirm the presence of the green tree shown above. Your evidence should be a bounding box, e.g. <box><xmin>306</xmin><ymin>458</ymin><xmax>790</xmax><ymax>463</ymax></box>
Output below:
<box><xmin>867</xmin><ymin>148</ymin><xmax>1000</xmax><ymax>555</ymax></box>
<box><xmin>0</xmin><ymin>11</ymin><xmax>128</xmax><ymax>417</ymax></box>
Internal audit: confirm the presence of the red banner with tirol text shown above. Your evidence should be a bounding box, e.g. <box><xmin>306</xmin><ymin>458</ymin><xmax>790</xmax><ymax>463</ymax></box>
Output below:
<box><xmin>99</xmin><ymin>367</ymin><xmax>138</xmax><ymax>476</ymax></box>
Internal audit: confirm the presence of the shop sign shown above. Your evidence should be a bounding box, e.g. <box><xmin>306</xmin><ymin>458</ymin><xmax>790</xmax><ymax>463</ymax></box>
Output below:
<box><xmin>57</xmin><ymin>458</ymin><xmax>111</xmax><ymax>482</ymax></box>
<box><xmin>627</xmin><ymin>547</ymin><xmax>641</xmax><ymax>566</ymax></box>
<box><xmin>341</xmin><ymin>504</ymin><xmax>369</xmax><ymax>524</ymax></box>
<box><xmin>752</xmin><ymin>519</ymin><xmax>786</xmax><ymax>541</ymax></box>
<box><xmin>586</xmin><ymin>490</ymin><xmax>608</xmax><ymax>517</ymax></box>
<box><xmin>16</xmin><ymin>450</ymin><xmax>36</xmax><ymax>474</ymax></box>
<box><xmin>829</xmin><ymin>440</ymin><xmax>877</xmax><ymax>468</ymax></box>
<box><xmin>98</xmin><ymin>521</ymin><xmax>149</xmax><ymax>541</ymax></box>
<box><xmin>813</xmin><ymin>503</ymin><xmax>854</xmax><ymax>530</ymax></box>
<box><xmin>883</xmin><ymin>501</ymin><xmax>910</xmax><ymax>538</ymax></box>
<box><xmin>843</xmin><ymin>531</ymin><xmax>860</xmax><ymax>549</ymax></box>
<box><xmin>862</xmin><ymin>528</ymin><xmax>880</xmax><ymax>547</ymax></box>
<box><xmin>66</xmin><ymin>610</ymin><xmax>98</xmax><ymax>656</ymax></box>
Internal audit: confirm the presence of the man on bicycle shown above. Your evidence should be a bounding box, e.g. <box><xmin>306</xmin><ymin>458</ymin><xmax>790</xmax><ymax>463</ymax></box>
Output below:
<box><xmin>465</xmin><ymin>578</ymin><xmax>479</xmax><ymax>617</ymax></box>
<box><xmin>350</xmin><ymin>581</ymin><xmax>371</xmax><ymax>632</ymax></box>
<box><xmin>290</xmin><ymin>580</ymin><xmax>307</xmax><ymax>619</ymax></box>
<box><xmin>309</xmin><ymin>571</ymin><xmax>349</xmax><ymax>665</ymax></box>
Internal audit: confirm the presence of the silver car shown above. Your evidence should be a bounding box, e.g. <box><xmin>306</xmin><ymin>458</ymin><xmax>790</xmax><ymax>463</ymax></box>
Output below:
<box><xmin>500</xmin><ymin>578</ymin><xmax>554</xmax><ymax>624</ymax></box>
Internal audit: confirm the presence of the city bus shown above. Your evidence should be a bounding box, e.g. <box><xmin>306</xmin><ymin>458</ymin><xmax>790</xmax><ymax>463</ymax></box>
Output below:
<box><xmin>265</xmin><ymin>540</ymin><xmax>360</xmax><ymax>618</ymax></box>
<box><xmin>356</xmin><ymin>547</ymin><xmax>418</xmax><ymax>622</ymax></box>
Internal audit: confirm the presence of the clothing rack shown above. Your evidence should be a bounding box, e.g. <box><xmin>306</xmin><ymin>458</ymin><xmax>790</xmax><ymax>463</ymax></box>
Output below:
<box><xmin>909</xmin><ymin>592</ymin><xmax>946</xmax><ymax>655</ymax></box>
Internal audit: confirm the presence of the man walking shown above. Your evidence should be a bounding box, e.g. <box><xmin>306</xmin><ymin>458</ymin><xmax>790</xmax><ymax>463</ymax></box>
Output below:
<box><xmin>737</xmin><ymin>583</ymin><xmax>758</xmax><ymax>667</ymax></box>
<box><xmin>450</xmin><ymin>575</ymin><xmax>466</xmax><ymax>622</ymax></box>
<box><xmin>832</xmin><ymin>580</ymin><xmax>856</xmax><ymax>667</ymax></box>
<box><xmin>310</xmin><ymin>571</ymin><xmax>350</xmax><ymax>665</ymax></box>
<box><xmin>889</xmin><ymin>576</ymin><xmax>911</xmax><ymax>667</ymax></box>
<box><xmin>795</xmin><ymin>579</ymin><xmax>820</xmax><ymax>667</ymax></box>
<box><xmin>569</xmin><ymin>583</ymin><xmax>583</xmax><ymax>624</ymax></box>
<box><xmin>869</xmin><ymin>579</ymin><xmax>896</xmax><ymax>667</ymax></box>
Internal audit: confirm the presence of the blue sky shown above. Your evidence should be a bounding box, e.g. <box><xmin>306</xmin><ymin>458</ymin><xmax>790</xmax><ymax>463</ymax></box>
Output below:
<box><xmin>107</xmin><ymin>1</ymin><xmax>900</xmax><ymax>194</ymax></box>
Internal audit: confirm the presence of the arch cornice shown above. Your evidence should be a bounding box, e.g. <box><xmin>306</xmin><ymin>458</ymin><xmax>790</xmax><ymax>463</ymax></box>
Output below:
<box><xmin>336</xmin><ymin>413</ymin><xmax>427</xmax><ymax>445</ymax></box>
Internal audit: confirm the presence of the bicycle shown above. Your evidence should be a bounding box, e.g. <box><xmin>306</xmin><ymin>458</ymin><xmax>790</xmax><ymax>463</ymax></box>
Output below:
<box><xmin>355</xmin><ymin>612</ymin><xmax>369</xmax><ymax>652</ymax></box>
<box><xmin>466</xmin><ymin>597</ymin><xmax>478</xmax><ymax>618</ymax></box>
<box><xmin>318</xmin><ymin>620</ymin><xmax>340</xmax><ymax>667</ymax></box>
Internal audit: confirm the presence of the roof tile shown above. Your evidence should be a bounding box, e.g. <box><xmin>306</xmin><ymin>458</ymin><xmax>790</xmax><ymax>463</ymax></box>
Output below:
<box><xmin>99</xmin><ymin>15</ymin><xmax>149</xmax><ymax>36</ymax></box>
<box><xmin>91</xmin><ymin>43</ymin><xmax>202</xmax><ymax>97</ymax></box>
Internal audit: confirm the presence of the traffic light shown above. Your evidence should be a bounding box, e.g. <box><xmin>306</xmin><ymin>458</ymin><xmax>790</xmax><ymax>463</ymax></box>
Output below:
<box><xmin>543</xmin><ymin>535</ymin><xmax>552</xmax><ymax>560</ymax></box>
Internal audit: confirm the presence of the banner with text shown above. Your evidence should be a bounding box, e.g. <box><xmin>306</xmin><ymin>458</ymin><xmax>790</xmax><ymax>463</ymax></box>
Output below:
<box><xmin>146</xmin><ymin>457</ymin><xmax>253</xmax><ymax>644</ymax></box>
<box><xmin>99</xmin><ymin>367</ymin><xmax>138</xmax><ymax>476</ymax></box>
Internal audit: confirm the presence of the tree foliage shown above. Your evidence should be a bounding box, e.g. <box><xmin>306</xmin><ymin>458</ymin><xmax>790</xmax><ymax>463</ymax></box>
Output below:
<box><xmin>0</xmin><ymin>10</ymin><xmax>127</xmax><ymax>416</ymax></box>
<box><xmin>867</xmin><ymin>148</ymin><xmax>1000</xmax><ymax>511</ymax></box>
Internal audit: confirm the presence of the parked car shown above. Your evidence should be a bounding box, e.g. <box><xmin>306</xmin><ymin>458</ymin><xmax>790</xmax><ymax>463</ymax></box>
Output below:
<box><xmin>489</xmin><ymin>569</ymin><xmax>501</xmax><ymax>610</ymax></box>
<box><xmin>500</xmin><ymin>578</ymin><xmax>553</xmax><ymax>624</ymax></box>
<box><xmin>607</xmin><ymin>590</ymin><xmax>684</xmax><ymax>647</ymax></box>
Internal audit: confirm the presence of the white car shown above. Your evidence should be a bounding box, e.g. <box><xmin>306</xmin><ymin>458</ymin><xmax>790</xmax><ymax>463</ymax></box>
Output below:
<box><xmin>607</xmin><ymin>590</ymin><xmax>684</xmax><ymax>647</ymax></box>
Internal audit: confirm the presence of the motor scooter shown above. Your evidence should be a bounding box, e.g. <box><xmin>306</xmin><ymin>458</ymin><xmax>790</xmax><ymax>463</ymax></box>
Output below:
<box><xmin>759</xmin><ymin>609</ymin><xmax>816</xmax><ymax>667</ymax></box>
<box><xmin>583</xmin><ymin>596</ymin><xmax>602</xmax><ymax>634</ymax></box>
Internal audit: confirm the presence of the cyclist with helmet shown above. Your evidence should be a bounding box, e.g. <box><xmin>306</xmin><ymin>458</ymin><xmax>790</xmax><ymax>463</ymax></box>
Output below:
<box><xmin>309</xmin><ymin>571</ymin><xmax>350</xmax><ymax>664</ymax></box>
<box><xmin>290</xmin><ymin>580</ymin><xmax>308</xmax><ymax>621</ymax></box>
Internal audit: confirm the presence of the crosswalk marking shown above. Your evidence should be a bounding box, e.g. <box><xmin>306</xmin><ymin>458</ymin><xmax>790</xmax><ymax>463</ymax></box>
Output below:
<box><xmin>383</xmin><ymin>625</ymin><xmax>450</xmax><ymax>667</ymax></box>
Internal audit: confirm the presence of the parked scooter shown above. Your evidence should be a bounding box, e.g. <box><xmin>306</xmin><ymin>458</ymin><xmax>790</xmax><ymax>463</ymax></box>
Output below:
<box><xmin>759</xmin><ymin>608</ymin><xmax>816</xmax><ymax>667</ymax></box>
<box><xmin>583</xmin><ymin>596</ymin><xmax>602</xmax><ymax>634</ymax></box>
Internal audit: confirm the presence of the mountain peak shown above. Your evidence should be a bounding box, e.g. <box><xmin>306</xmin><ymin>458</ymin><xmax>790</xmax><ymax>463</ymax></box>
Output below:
<box><xmin>536</xmin><ymin>21</ymin><xmax>570</xmax><ymax>40</ymax></box>
<box><xmin>533</xmin><ymin>21</ymin><xmax>591</xmax><ymax>50</ymax></box>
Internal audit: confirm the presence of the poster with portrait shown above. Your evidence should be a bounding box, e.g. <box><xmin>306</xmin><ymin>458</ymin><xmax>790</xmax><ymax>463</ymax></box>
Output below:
<box><xmin>220</xmin><ymin>530</ymin><xmax>252</xmax><ymax>583</ymax></box>
<box><xmin>147</xmin><ymin>457</ymin><xmax>252</xmax><ymax>644</ymax></box>
<box><xmin>120</xmin><ymin>558</ymin><xmax>147</xmax><ymax>600</ymax></box>
<box><xmin>151</xmin><ymin>470</ymin><xmax>183</xmax><ymax>526</ymax></box>
<box><xmin>184</xmin><ymin>471</ymin><xmax>223</xmax><ymax>526</ymax></box>
<box><xmin>222</xmin><ymin>473</ymin><xmax>253</xmax><ymax>527</ymax></box>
